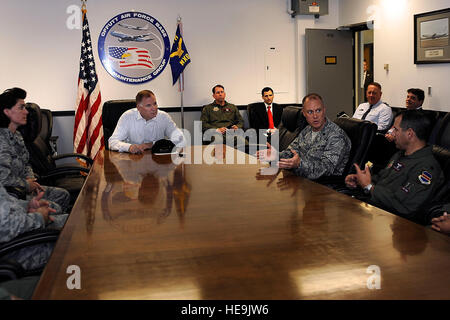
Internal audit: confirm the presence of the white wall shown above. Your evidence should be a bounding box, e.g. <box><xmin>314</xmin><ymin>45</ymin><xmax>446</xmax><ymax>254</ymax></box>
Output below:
<box><xmin>0</xmin><ymin>0</ymin><xmax>302</xmax><ymax>110</ymax></box>
<box><xmin>340</xmin><ymin>0</ymin><xmax>450</xmax><ymax>111</ymax></box>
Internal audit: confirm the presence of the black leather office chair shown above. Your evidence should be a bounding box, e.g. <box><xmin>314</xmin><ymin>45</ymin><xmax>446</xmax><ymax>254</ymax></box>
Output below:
<box><xmin>430</xmin><ymin>145</ymin><xmax>450</xmax><ymax>203</ymax></box>
<box><xmin>335</xmin><ymin>117</ymin><xmax>377</xmax><ymax>174</ymax></box>
<box><xmin>428</xmin><ymin>111</ymin><xmax>447</xmax><ymax>145</ymax></box>
<box><xmin>412</xmin><ymin>145</ymin><xmax>450</xmax><ymax>225</ymax></box>
<box><xmin>18</xmin><ymin>103</ymin><xmax>92</xmax><ymax>204</ymax></box>
<box><xmin>315</xmin><ymin>117</ymin><xmax>377</xmax><ymax>188</ymax></box>
<box><xmin>0</xmin><ymin>259</ymin><xmax>25</xmax><ymax>281</ymax></box>
<box><xmin>40</xmin><ymin>108</ymin><xmax>58</xmax><ymax>156</ymax></box>
<box><xmin>436</xmin><ymin>112</ymin><xmax>450</xmax><ymax>150</ymax></box>
<box><xmin>246</xmin><ymin>103</ymin><xmax>257</xmax><ymax>130</ymax></box>
<box><xmin>365</xmin><ymin>133</ymin><xmax>398</xmax><ymax>175</ymax></box>
<box><xmin>102</xmin><ymin>99</ymin><xmax>136</xmax><ymax>150</ymax></box>
<box><xmin>277</xmin><ymin>106</ymin><xmax>307</xmax><ymax>151</ymax></box>
<box><xmin>0</xmin><ymin>229</ymin><xmax>60</xmax><ymax>281</ymax></box>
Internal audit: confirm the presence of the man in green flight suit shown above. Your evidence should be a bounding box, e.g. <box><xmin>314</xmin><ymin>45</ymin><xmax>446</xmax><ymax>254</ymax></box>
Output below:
<box><xmin>345</xmin><ymin>110</ymin><xmax>444</xmax><ymax>223</ymax></box>
<box><xmin>200</xmin><ymin>85</ymin><xmax>246</xmax><ymax>148</ymax></box>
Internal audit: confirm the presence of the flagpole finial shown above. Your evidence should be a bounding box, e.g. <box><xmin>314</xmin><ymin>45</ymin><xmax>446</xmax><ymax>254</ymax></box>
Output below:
<box><xmin>177</xmin><ymin>15</ymin><xmax>182</xmax><ymax>23</ymax></box>
<box><xmin>81</xmin><ymin>0</ymin><xmax>87</xmax><ymax>13</ymax></box>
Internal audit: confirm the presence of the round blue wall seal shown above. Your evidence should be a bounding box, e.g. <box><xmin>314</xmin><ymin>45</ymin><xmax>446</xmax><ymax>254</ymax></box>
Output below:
<box><xmin>98</xmin><ymin>12</ymin><xmax>170</xmax><ymax>84</ymax></box>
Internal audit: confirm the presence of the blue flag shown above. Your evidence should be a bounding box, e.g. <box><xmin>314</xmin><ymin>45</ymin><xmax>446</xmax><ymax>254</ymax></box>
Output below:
<box><xmin>169</xmin><ymin>24</ymin><xmax>191</xmax><ymax>85</ymax></box>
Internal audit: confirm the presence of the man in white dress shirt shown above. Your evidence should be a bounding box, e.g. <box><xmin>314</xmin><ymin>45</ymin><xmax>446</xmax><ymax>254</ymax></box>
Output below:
<box><xmin>108</xmin><ymin>90</ymin><xmax>185</xmax><ymax>154</ymax></box>
<box><xmin>353</xmin><ymin>82</ymin><xmax>393</xmax><ymax>131</ymax></box>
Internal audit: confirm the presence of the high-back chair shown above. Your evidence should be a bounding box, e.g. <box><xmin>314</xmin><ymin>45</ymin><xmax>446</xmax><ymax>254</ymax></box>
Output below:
<box><xmin>436</xmin><ymin>112</ymin><xmax>450</xmax><ymax>150</ymax></box>
<box><xmin>415</xmin><ymin>145</ymin><xmax>450</xmax><ymax>225</ymax></box>
<box><xmin>430</xmin><ymin>145</ymin><xmax>450</xmax><ymax>204</ymax></box>
<box><xmin>277</xmin><ymin>106</ymin><xmax>307</xmax><ymax>152</ymax></box>
<box><xmin>246</xmin><ymin>102</ymin><xmax>258</xmax><ymax>130</ymax></box>
<box><xmin>333</xmin><ymin>117</ymin><xmax>378</xmax><ymax>176</ymax></box>
<box><xmin>40</xmin><ymin>108</ymin><xmax>58</xmax><ymax>156</ymax></box>
<box><xmin>315</xmin><ymin>117</ymin><xmax>377</xmax><ymax>188</ymax></box>
<box><xmin>17</xmin><ymin>103</ymin><xmax>92</xmax><ymax>204</ymax></box>
<box><xmin>102</xmin><ymin>100</ymin><xmax>136</xmax><ymax>150</ymax></box>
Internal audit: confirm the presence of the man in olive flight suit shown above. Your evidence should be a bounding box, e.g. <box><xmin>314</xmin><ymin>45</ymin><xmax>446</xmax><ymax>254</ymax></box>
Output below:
<box><xmin>201</xmin><ymin>84</ymin><xmax>244</xmax><ymax>133</ymax></box>
<box><xmin>200</xmin><ymin>84</ymin><xmax>246</xmax><ymax>147</ymax></box>
<box><xmin>345</xmin><ymin>110</ymin><xmax>444</xmax><ymax>223</ymax></box>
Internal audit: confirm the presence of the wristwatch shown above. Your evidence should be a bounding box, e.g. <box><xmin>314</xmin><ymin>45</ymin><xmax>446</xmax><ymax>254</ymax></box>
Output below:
<box><xmin>363</xmin><ymin>183</ymin><xmax>373</xmax><ymax>194</ymax></box>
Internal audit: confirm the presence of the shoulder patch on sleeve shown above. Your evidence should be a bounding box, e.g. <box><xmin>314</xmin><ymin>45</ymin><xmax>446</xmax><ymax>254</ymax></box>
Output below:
<box><xmin>418</xmin><ymin>171</ymin><xmax>432</xmax><ymax>185</ymax></box>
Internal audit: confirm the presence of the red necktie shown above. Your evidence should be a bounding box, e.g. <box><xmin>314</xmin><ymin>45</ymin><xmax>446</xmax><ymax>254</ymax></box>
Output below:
<box><xmin>267</xmin><ymin>105</ymin><xmax>274</xmax><ymax>129</ymax></box>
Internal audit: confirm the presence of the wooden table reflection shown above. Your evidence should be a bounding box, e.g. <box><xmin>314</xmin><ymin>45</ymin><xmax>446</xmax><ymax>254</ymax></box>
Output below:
<box><xmin>33</xmin><ymin>146</ymin><xmax>450</xmax><ymax>299</ymax></box>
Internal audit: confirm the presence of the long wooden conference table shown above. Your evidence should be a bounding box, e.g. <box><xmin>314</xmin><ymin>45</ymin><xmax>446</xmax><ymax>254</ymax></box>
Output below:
<box><xmin>33</xmin><ymin>145</ymin><xmax>450</xmax><ymax>299</ymax></box>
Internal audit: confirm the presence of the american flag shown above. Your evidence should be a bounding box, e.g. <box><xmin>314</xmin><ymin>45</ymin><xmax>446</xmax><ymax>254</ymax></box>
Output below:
<box><xmin>73</xmin><ymin>10</ymin><xmax>104</xmax><ymax>159</ymax></box>
<box><xmin>108</xmin><ymin>46</ymin><xmax>154</xmax><ymax>69</ymax></box>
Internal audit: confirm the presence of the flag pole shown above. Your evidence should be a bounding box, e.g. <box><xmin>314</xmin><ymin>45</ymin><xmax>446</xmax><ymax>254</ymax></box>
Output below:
<box><xmin>74</xmin><ymin>0</ymin><xmax>104</xmax><ymax>160</ymax></box>
<box><xmin>177</xmin><ymin>15</ymin><xmax>185</xmax><ymax>129</ymax></box>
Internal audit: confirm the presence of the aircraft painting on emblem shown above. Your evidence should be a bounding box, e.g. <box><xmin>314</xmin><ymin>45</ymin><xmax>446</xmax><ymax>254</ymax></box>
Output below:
<box><xmin>118</xmin><ymin>23</ymin><xmax>150</xmax><ymax>31</ymax></box>
<box><xmin>110</xmin><ymin>31</ymin><xmax>153</xmax><ymax>42</ymax></box>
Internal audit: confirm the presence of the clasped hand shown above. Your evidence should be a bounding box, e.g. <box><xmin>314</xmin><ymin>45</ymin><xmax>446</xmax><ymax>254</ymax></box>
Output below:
<box><xmin>216</xmin><ymin>126</ymin><xmax>238</xmax><ymax>135</ymax></box>
<box><xmin>27</xmin><ymin>191</ymin><xmax>56</xmax><ymax>224</ymax></box>
<box><xmin>129</xmin><ymin>143</ymin><xmax>152</xmax><ymax>154</ymax></box>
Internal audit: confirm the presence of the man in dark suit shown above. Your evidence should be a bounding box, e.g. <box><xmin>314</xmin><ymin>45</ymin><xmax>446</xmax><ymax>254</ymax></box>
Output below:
<box><xmin>248</xmin><ymin>87</ymin><xmax>283</xmax><ymax>132</ymax></box>
<box><xmin>363</xmin><ymin>60</ymin><xmax>373</xmax><ymax>101</ymax></box>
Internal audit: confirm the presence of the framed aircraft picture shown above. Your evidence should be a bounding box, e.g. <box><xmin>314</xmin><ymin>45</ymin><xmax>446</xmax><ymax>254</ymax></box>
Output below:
<box><xmin>414</xmin><ymin>8</ymin><xmax>450</xmax><ymax>64</ymax></box>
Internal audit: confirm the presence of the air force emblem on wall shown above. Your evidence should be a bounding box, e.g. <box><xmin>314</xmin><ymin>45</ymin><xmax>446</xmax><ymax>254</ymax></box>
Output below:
<box><xmin>98</xmin><ymin>12</ymin><xmax>170</xmax><ymax>84</ymax></box>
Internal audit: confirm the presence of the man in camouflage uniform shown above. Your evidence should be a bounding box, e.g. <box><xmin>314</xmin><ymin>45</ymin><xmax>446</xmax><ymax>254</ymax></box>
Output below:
<box><xmin>200</xmin><ymin>84</ymin><xmax>246</xmax><ymax>147</ymax></box>
<box><xmin>346</xmin><ymin>110</ymin><xmax>444</xmax><ymax>222</ymax></box>
<box><xmin>0</xmin><ymin>88</ymin><xmax>70</xmax><ymax>214</ymax></box>
<box><xmin>0</xmin><ymin>184</ymin><xmax>67</xmax><ymax>271</ymax></box>
<box><xmin>258</xmin><ymin>93</ymin><xmax>351</xmax><ymax>180</ymax></box>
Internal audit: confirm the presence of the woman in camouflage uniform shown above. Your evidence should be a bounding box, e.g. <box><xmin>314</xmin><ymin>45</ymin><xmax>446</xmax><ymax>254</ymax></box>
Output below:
<box><xmin>0</xmin><ymin>88</ymin><xmax>70</xmax><ymax>215</ymax></box>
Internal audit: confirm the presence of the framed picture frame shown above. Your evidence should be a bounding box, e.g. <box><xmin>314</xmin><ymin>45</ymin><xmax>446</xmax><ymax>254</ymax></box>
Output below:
<box><xmin>414</xmin><ymin>8</ymin><xmax>450</xmax><ymax>64</ymax></box>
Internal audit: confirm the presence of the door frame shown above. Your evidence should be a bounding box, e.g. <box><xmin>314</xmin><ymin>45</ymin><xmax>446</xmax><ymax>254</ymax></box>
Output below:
<box><xmin>338</xmin><ymin>21</ymin><xmax>374</xmax><ymax>113</ymax></box>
